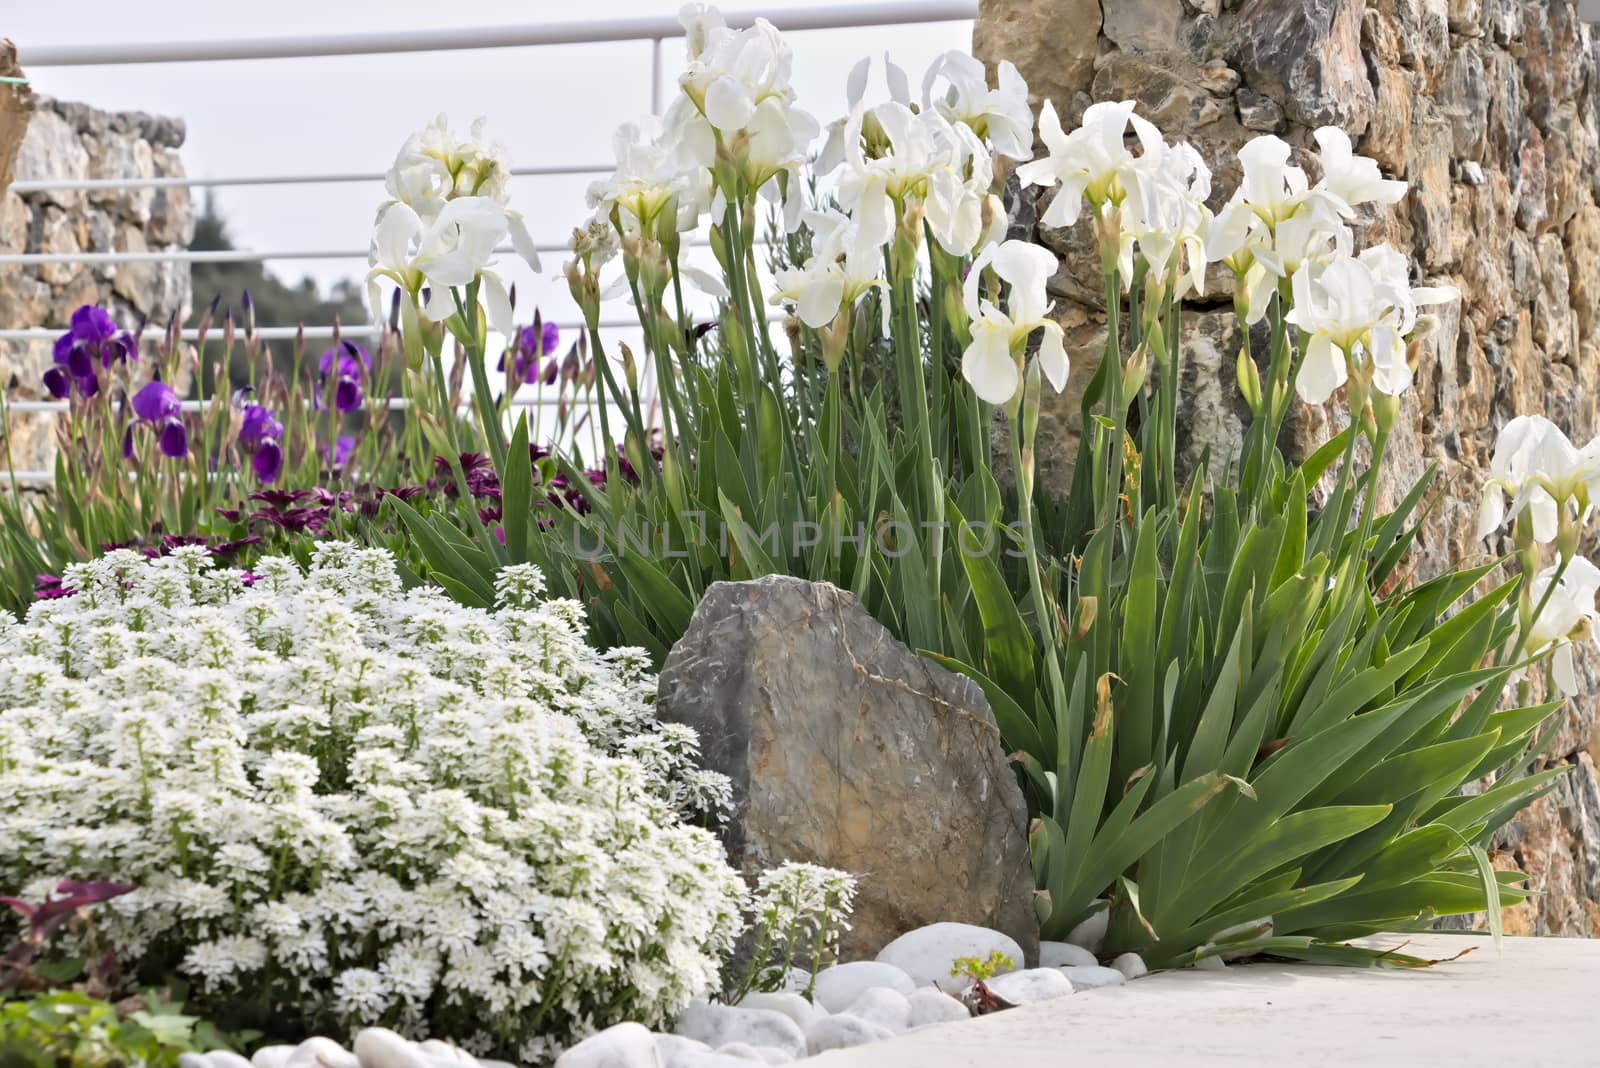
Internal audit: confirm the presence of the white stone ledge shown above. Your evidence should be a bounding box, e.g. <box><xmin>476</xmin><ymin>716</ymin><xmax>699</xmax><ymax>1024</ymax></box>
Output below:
<box><xmin>810</xmin><ymin>934</ymin><xmax>1600</xmax><ymax>1066</ymax></box>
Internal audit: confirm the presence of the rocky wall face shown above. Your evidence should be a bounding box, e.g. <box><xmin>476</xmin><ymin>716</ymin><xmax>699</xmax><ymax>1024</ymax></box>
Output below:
<box><xmin>0</xmin><ymin>95</ymin><xmax>193</xmax><ymax>472</ymax></box>
<box><xmin>977</xmin><ymin>0</ymin><xmax>1600</xmax><ymax>936</ymax></box>
<box><xmin>1</xmin><ymin>42</ymin><xmax>29</xmax><ymax>192</ymax></box>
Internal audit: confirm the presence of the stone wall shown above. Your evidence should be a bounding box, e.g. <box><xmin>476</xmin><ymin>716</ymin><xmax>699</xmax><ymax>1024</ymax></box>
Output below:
<box><xmin>0</xmin><ymin>90</ymin><xmax>193</xmax><ymax>471</ymax></box>
<box><xmin>1</xmin><ymin>42</ymin><xmax>28</xmax><ymax>192</ymax></box>
<box><xmin>976</xmin><ymin>0</ymin><xmax>1600</xmax><ymax>936</ymax></box>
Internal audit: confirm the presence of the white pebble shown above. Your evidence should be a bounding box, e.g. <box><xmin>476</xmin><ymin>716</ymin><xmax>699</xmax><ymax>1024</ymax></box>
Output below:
<box><xmin>286</xmin><ymin>1037</ymin><xmax>359</xmax><ymax>1068</ymax></box>
<box><xmin>810</xmin><ymin>961</ymin><xmax>915</xmax><ymax>1012</ymax></box>
<box><xmin>1195</xmin><ymin>955</ymin><xmax>1228</xmax><ymax>971</ymax></box>
<box><xmin>804</xmin><ymin>1014</ymin><xmax>897</xmax><ymax>1056</ymax></box>
<box><xmin>206</xmin><ymin>1055</ymin><xmax>255</xmax><ymax>1068</ymax></box>
<box><xmin>251</xmin><ymin>1047</ymin><xmax>296</xmax><ymax>1068</ymax></box>
<box><xmin>1039</xmin><ymin>941</ymin><xmax>1098</xmax><ymax>969</ymax></box>
<box><xmin>667</xmin><ymin>1053</ymin><xmax>757</xmax><ymax>1068</ymax></box>
<box><xmin>1066</xmin><ymin>907</ymin><xmax>1109</xmax><ymax>953</ymax></box>
<box><xmin>418</xmin><ymin>1040</ymin><xmax>477</xmax><ymax>1064</ymax></box>
<box><xmin>179</xmin><ymin>1056</ymin><xmax>214</xmax><ymax>1068</ymax></box>
<box><xmin>874</xmin><ymin>923</ymin><xmax>1024</xmax><ymax>994</ymax></box>
<box><xmin>775</xmin><ymin>966</ymin><xmax>813</xmax><ymax>993</ymax></box>
<box><xmin>674</xmin><ymin>1003</ymin><xmax>807</xmax><ymax>1060</ymax></box>
<box><xmin>716</xmin><ymin>1043</ymin><xmax>794</xmax><ymax>1064</ymax></box>
<box><xmin>842</xmin><ymin>987</ymin><xmax>911</xmax><ymax>1033</ymax></box>
<box><xmin>353</xmin><ymin>1029</ymin><xmax>432</xmax><ymax>1068</ymax></box>
<box><xmin>556</xmin><ymin>1022</ymin><xmax>663</xmax><ymax>1068</ymax></box>
<box><xmin>980</xmin><ymin>968</ymin><xmax>1075</xmax><ymax>1005</ymax></box>
<box><xmin>654</xmin><ymin>1034</ymin><xmax>712</xmax><ymax>1068</ymax></box>
<box><xmin>906</xmin><ymin>987</ymin><xmax>971</xmax><ymax>1028</ymax></box>
<box><xmin>1111</xmin><ymin>952</ymin><xmax>1149</xmax><ymax>980</ymax></box>
<box><xmin>733</xmin><ymin>992</ymin><xmax>820</xmax><ymax>1032</ymax></box>
<box><xmin>1057</xmin><ymin>965</ymin><xmax>1126</xmax><ymax>989</ymax></box>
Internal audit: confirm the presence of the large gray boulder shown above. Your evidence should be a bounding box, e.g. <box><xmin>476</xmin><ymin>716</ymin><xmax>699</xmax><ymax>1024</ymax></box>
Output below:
<box><xmin>656</xmin><ymin>575</ymin><xmax>1037</xmax><ymax>961</ymax></box>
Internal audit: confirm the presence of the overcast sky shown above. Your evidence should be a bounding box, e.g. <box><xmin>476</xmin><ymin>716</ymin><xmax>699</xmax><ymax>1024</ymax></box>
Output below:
<box><xmin>8</xmin><ymin>1</ymin><xmax>974</xmax><ymax>334</ymax></box>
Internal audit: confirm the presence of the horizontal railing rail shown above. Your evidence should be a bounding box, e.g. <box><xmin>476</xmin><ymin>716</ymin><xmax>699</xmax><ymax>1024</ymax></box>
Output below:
<box><xmin>19</xmin><ymin>2</ymin><xmax>976</xmax><ymax>66</ymax></box>
<box><xmin>0</xmin><ymin>237</ymin><xmax>734</xmax><ymax>267</ymax></box>
<box><xmin>0</xmin><ymin>316</ymin><xmax>672</xmax><ymax>344</ymax></box>
<box><xmin>8</xmin><ymin>162</ymin><xmax>613</xmax><ymax>194</ymax></box>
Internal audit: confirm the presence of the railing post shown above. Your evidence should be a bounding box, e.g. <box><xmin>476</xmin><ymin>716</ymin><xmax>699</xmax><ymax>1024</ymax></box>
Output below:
<box><xmin>651</xmin><ymin>37</ymin><xmax>664</xmax><ymax>116</ymax></box>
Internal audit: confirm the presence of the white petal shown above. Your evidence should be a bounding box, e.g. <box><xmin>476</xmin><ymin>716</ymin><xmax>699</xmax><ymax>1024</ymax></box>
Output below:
<box><xmin>704</xmin><ymin>77</ymin><xmax>754</xmax><ymax>131</ymax></box>
<box><xmin>885</xmin><ymin>53</ymin><xmax>911</xmax><ymax>105</ymax></box>
<box><xmin>507</xmin><ymin>211</ymin><xmax>541</xmax><ymax>272</ymax></box>
<box><xmin>1294</xmin><ymin>335</ymin><xmax>1346</xmax><ymax>405</ymax></box>
<box><xmin>1530</xmin><ymin>490</ymin><xmax>1560</xmax><ymax>545</ymax></box>
<box><xmin>422</xmin><ymin>283</ymin><xmax>457</xmax><ymax>324</ymax></box>
<box><xmin>846</xmin><ymin>56</ymin><xmax>870</xmax><ymax>109</ymax></box>
<box><xmin>373</xmin><ymin>203</ymin><xmax>422</xmax><ymax>270</ymax></box>
<box><xmin>854</xmin><ymin>187</ymin><xmax>895</xmax><ymax>250</ymax></box>
<box><xmin>991</xmin><ymin>241</ymin><xmax>1058</xmax><ymax>325</ymax></box>
<box><xmin>481</xmin><ymin>272</ymin><xmax>514</xmax><ymax>338</ymax></box>
<box><xmin>682</xmin><ymin>265</ymin><xmax>731</xmax><ymax>300</ymax></box>
<box><xmin>963</xmin><ymin>243</ymin><xmax>998</xmax><ymax>321</ymax></box>
<box><xmin>1037</xmin><ymin>323</ymin><xmax>1070</xmax><ymax>394</ymax></box>
<box><xmin>1036</xmin><ymin>175</ymin><xmax>1089</xmax><ymax>228</ymax></box>
<box><xmin>1554</xmin><ymin>642</ymin><xmax>1579</xmax><ymax>697</ymax></box>
<box><xmin>797</xmin><ymin>275</ymin><xmax>845</xmax><ymax>328</ymax></box>
<box><xmin>1475</xmin><ymin>488</ymin><xmax>1507</xmax><ymax>541</ymax></box>
<box><xmin>962</xmin><ymin>321</ymin><xmax>1020</xmax><ymax>405</ymax></box>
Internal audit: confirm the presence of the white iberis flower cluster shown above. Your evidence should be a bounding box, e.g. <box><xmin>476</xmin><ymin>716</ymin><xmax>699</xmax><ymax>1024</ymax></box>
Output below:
<box><xmin>366</xmin><ymin>114</ymin><xmax>541</xmax><ymax>339</ymax></box>
<box><xmin>727</xmin><ymin>862</ymin><xmax>857</xmax><ymax>1001</ymax></box>
<box><xmin>0</xmin><ymin>544</ymin><xmax>743</xmax><ymax>1064</ymax></box>
<box><xmin>749</xmin><ymin>861</ymin><xmax>857</xmax><ymax>959</ymax></box>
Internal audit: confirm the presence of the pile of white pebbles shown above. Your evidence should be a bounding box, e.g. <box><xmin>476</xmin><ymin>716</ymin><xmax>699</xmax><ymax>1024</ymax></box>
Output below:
<box><xmin>558</xmin><ymin>919</ymin><xmax>1149</xmax><ymax>1067</ymax></box>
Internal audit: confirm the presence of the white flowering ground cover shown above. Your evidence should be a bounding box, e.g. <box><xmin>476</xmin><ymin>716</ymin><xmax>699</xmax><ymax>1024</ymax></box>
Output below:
<box><xmin>0</xmin><ymin>544</ymin><xmax>746</xmax><ymax>1063</ymax></box>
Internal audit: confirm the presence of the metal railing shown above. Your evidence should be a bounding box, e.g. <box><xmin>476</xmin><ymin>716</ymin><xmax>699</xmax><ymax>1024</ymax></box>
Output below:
<box><xmin>3</xmin><ymin>0</ymin><xmax>978</xmax><ymax>481</ymax></box>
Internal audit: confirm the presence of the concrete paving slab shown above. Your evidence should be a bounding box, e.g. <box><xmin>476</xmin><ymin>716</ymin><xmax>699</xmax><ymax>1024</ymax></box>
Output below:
<box><xmin>809</xmin><ymin>934</ymin><xmax>1600</xmax><ymax>1066</ymax></box>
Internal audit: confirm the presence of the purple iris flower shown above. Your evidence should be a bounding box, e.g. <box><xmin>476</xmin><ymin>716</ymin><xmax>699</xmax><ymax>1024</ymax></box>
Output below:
<box><xmin>129</xmin><ymin>380</ymin><xmax>188</xmax><ymax>459</ymax></box>
<box><xmin>237</xmin><ymin>404</ymin><xmax>283</xmax><ymax>453</ymax></box>
<box><xmin>46</xmin><ymin>305</ymin><xmax>133</xmax><ymax>398</ymax></box>
<box><xmin>131</xmin><ymin>380</ymin><xmax>180</xmax><ymax>422</ymax></box>
<box><xmin>42</xmin><ymin>366</ymin><xmax>72</xmax><ymax>399</ymax></box>
<box><xmin>497</xmin><ymin>319</ymin><xmax>561</xmax><ymax>385</ymax></box>
<box><xmin>252</xmin><ymin>438</ymin><xmax>284</xmax><ymax>483</ymax></box>
<box><xmin>158</xmin><ymin>418</ymin><xmax>189</xmax><ymax>459</ymax></box>
<box><xmin>527</xmin><ymin>321</ymin><xmax>560</xmax><ymax>358</ymax></box>
<box><xmin>331</xmin><ymin>434</ymin><xmax>356</xmax><ymax>469</ymax></box>
<box><xmin>318</xmin><ymin>342</ymin><xmax>370</xmax><ymax>414</ymax></box>
<box><xmin>234</xmin><ymin>401</ymin><xmax>285</xmax><ymax>483</ymax></box>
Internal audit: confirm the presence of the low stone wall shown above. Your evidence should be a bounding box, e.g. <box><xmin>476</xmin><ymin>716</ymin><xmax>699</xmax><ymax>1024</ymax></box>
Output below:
<box><xmin>0</xmin><ymin>90</ymin><xmax>193</xmax><ymax>471</ymax></box>
<box><xmin>977</xmin><ymin>0</ymin><xmax>1600</xmax><ymax>935</ymax></box>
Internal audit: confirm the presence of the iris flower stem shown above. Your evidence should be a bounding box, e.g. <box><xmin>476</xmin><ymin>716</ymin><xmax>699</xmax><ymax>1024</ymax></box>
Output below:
<box><xmin>719</xmin><ymin>198</ymin><xmax>763</xmax><ymax>434</ymax></box>
<box><xmin>455</xmin><ymin>282</ymin><xmax>510</xmax><ymax>476</ymax></box>
<box><xmin>1163</xmin><ymin>282</ymin><xmax>1180</xmax><ymax>512</ymax></box>
<box><xmin>892</xmin><ymin>239</ymin><xmax>943</xmax><ymax>626</ymax></box>
<box><xmin>1515</xmin><ymin>554</ymin><xmax>1574</xmax><ymax>667</ymax></box>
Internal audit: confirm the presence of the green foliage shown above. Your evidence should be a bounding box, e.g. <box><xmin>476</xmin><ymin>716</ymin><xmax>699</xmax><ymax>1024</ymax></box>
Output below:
<box><xmin>0</xmin><ymin>990</ymin><xmax>249</xmax><ymax>1068</ymax></box>
<box><xmin>950</xmin><ymin>951</ymin><xmax>1014</xmax><ymax>983</ymax></box>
